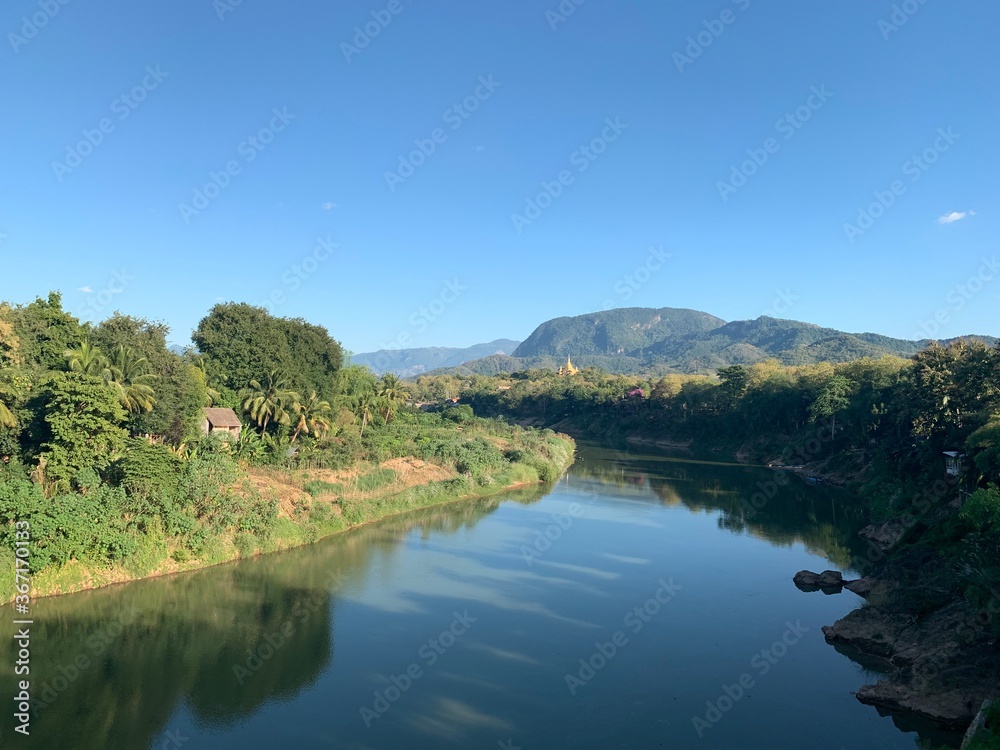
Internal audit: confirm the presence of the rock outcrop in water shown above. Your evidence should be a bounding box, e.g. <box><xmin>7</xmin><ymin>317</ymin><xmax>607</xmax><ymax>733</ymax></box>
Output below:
<box><xmin>793</xmin><ymin>567</ymin><xmax>999</xmax><ymax>729</ymax></box>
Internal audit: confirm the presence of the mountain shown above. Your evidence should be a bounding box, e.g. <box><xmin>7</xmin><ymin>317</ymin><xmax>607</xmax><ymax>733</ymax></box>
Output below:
<box><xmin>512</xmin><ymin>307</ymin><xmax>724</xmax><ymax>358</ymax></box>
<box><xmin>426</xmin><ymin>308</ymin><xmax>997</xmax><ymax>376</ymax></box>
<box><xmin>353</xmin><ymin>339</ymin><xmax>521</xmax><ymax>377</ymax></box>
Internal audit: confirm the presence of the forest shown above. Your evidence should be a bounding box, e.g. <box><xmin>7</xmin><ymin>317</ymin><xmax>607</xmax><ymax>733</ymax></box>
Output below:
<box><xmin>415</xmin><ymin>340</ymin><xmax>1000</xmax><ymax>632</ymax></box>
<box><xmin>0</xmin><ymin>293</ymin><xmax>573</xmax><ymax>602</ymax></box>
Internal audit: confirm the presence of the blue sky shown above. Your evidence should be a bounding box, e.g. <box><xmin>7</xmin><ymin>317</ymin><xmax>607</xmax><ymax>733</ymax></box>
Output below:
<box><xmin>1</xmin><ymin>0</ymin><xmax>997</xmax><ymax>354</ymax></box>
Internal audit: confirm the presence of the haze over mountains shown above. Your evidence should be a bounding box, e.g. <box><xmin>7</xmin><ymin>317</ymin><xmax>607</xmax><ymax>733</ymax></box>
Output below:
<box><xmin>355</xmin><ymin>307</ymin><xmax>997</xmax><ymax>377</ymax></box>
<box><xmin>352</xmin><ymin>339</ymin><xmax>521</xmax><ymax>377</ymax></box>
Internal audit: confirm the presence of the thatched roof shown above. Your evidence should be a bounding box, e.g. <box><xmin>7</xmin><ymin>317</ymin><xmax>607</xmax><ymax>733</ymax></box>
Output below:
<box><xmin>203</xmin><ymin>407</ymin><xmax>242</xmax><ymax>428</ymax></box>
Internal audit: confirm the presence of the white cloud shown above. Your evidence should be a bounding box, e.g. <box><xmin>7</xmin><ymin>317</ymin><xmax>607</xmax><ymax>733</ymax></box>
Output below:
<box><xmin>78</xmin><ymin>286</ymin><xmax>93</xmax><ymax>293</ymax></box>
<box><xmin>938</xmin><ymin>210</ymin><xmax>976</xmax><ymax>225</ymax></box>
<box><xmin>474</xmin><ymin>145</ymin><xmax>485</xmax><ymax>152</ymax></box>
<box><xmin>321</xmin><ymin>201</ymin><xmax>337</xmax><ymax>211</ymax></box>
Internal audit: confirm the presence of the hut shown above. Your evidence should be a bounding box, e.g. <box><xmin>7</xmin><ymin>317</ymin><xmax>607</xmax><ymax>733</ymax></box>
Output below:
<box><xmin>202</xmin><ymin>407</ymin><xmax>242</xmax><ymax>437</ymax></box>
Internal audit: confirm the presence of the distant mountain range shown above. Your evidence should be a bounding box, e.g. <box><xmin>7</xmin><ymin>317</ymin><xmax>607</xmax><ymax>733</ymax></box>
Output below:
<box><xmin>352</xmin><ymin>339</ymin><xmax>521</xmax><ymax>377</ymax></box>
<box><xmin>412</xmin><ymin>307</ymin><xmax>997</xmax><ymax>377</ymax></box>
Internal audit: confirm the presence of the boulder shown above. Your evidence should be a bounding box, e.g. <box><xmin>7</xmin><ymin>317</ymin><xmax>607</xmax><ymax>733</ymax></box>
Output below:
<box><xmin>818</xmin><ymin>570</ymin><xmax>844</xmax><ymax>587</ymax></box>
<box><xmin>793</xmin><ymin>570</ymin><xmax>821</xmax><ymax>588</ymax></box>
<box><xmin>843</xmin><ymin>577</ymin><xmax>877</xmax><ymax>598</ymax></box>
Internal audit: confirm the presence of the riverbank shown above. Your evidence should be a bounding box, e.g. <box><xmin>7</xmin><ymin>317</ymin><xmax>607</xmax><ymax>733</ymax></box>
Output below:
<box><xmin>3</xmin><ymin>432</ymin><xmax>576</xmax><ymax>603</ymax></box>
<box><xmin>500</xmin><ymin>414</ymin><xmax>1000</xmax><ymax>734</ymax></box>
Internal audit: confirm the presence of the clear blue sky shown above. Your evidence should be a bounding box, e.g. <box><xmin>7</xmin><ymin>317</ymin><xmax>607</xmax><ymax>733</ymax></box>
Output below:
<box><xmin>2</xmin><ymin>0</ymin><xmax>997</xmax><ymax>353</ymax></box>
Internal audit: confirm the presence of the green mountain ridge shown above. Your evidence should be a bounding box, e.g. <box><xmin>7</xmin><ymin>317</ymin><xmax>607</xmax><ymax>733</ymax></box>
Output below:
<box><xmin>421</xmin><ymin>308</ymin><xmax>998</xmax><ymax>377</ymax></box>
<box><xmin>353</xmin><ymin>339</ymin><xmax>521</xmax><ymax>377</ymax></box>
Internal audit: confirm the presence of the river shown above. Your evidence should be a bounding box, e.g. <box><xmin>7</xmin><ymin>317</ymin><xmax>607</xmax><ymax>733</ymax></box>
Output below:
<box><xmin>0</xmin><ymin>442</ymin><xmax>965</xmax><ymax>749</ymax></box>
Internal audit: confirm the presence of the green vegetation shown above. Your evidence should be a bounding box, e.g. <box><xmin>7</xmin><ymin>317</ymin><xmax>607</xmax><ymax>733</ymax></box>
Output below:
<box><xmin>431</xmin><ymin>306</ymin><xmax>997</xmax><ymax>376</ymax></box>
<box><xmin>418</xmin><ymin>339</ymin><xmax>1000</xmax><ymax>629</ymax></box>
<box><xmin>0</xmin><ymin>294</ymin><xmax>574</xmax><ymax>602</ymax></box>
<box><xmin>966</xmin><ymin>701</ymin><xmax>1000</xmax><ymax>750</ymax></box>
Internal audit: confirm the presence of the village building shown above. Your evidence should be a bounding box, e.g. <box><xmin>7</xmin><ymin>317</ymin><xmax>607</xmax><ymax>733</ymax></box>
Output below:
<box><xmin>202</xmin><ymin>407</ymin><xmax>242</xmax><ymax>437</ymax></box>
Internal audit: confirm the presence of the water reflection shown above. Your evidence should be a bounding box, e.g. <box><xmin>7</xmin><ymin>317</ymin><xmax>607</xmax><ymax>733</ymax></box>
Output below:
<box><xmin>0</xmin><ymin>448</ymin><xmax>962</xmax><ymax>749</ymax></box>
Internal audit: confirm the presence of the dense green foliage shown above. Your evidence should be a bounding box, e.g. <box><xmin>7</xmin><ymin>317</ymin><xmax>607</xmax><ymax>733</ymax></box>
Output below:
<box><xmin>436</xmin><ymin>307</ymin><xmax>997</xmax><ymax>376</ymax></box>
<box><xmin>0</xmin><ymin>293</ymin><xmax>572</xmax><ymax>599</ymax></box>
<box><xmin>418</xmin><ymin>339</ymin><xmax>1000</xmax><ymax>628</ymax></box>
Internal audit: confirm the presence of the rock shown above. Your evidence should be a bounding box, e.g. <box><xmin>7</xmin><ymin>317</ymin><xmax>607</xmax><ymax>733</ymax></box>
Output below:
<box><xmin>794</xmin><ymin>569</ymin><xmax>852</xmax><ymax>593</ymax></box>
<box><xmin>818</xmin><ymin>570</ymin><xmax>844</xmax><ymax>587</ymax></box>
<box><xmin>843</xmin><ymin>577</ymin><xmax>877</xmax><ymax>598</ymax></box>
<box><xmin>822</xmin><ymin>606</ymin><xmax>904</xmax><ymax>657</ymax></box>
<box><xmin>793</xmin><ymin>570</ymin><xmax>821</xmax><ymax>588</ymax></box>
<box><xmin>857</xmin><ymin>682</ymin><xmax>988</xmax><ymax>729</ymax></box>
<box><xmin>824</xmin><ymin>599</ymin><xmax>1000</xmax><ymax>730</ymax></box>
<box><xmin>860</xmin><ymin>518</ymin><xmax>909</xmax><ymax>551</ymax></box>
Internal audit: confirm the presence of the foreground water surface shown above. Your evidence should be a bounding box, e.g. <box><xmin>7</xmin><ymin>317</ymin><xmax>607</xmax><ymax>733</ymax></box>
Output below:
<box><xmin>1</xmin><ymin>443</ymin><xmax>964</xmax><ymax>749</ymax></box>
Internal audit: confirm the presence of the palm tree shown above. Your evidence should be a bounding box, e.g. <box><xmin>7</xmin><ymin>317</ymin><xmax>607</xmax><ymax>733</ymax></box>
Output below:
<box><xmin>291</xmin><ymin>390</ymin><xmax>333</xmax><ymax>443</ymax></box>
<box><xmin>105</xmin><ymin>346</ymin><xmax>157</xmax><ymax>413</ymax></box>
<box><xmin>377</xmin><ymin>373</ymin><xmax>406</xmax><ymax>422</ymax></box>
<box><xmin>190</xmin><ymin>357</ymin><xmax>221</xmax><ymax>406</ymax></box>
<box><xmin>64</xmin><ymin>340</ymin><xmax>108</xmax><ymax>376</ymax></box>
<box><xmin>353</xmin><ymin>390</ymin><xmax>378</xmax><ymax>437</ymax></box>
<box><xmin>241</xmin><ymin>371</ymin><xmax>300</xmax><ymax>434</ymax></box>
<box><xmin>0</xmin><ymin>397</ymin><xmax>15</xmax><ymax>429</ymax></box>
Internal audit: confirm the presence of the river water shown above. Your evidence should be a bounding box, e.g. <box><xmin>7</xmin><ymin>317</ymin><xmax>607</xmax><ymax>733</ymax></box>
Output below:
<box><xmin>0</xmin><ymin>443</ymin><xmax>964</xmax><ymax>749</ymax></box>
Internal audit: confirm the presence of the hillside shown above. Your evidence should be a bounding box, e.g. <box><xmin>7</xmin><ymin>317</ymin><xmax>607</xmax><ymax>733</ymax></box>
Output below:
<box><xmin>426</xmin><ymin>308</ymin><xmax>998</xmax><ymax>376</ymax></box>
<box><xmin>353</xmin><ymin>339</ymin><xmax>521</xmax><ymax>377</ymax></box>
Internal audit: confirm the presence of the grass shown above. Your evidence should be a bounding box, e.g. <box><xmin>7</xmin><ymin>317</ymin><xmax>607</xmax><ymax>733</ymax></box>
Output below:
<box><xmin>11</xmin><ymin>429</ymin><xmax>576</xmax><ymax>603</ymax></box>
<box><xmin>355</xmin><ymin>468</ymin><xmax>397</xmax><ymax>493</ymax></box>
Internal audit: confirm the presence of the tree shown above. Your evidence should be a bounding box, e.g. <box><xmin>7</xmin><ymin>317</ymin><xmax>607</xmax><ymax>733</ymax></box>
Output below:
<box><xmin>105</xmin><ymin>346</ymin><xmax>157</xmax><ymax>414</ymax></box>
<box><xmin>9</xmin><ymin>293</ymin><xmax>84</xmax><ymax>372</ymax></box>
<box><xmin>193</xmin><ymin>303</ymin><xmax>343</xmax><ymax>397</ymax></box>
<box><xmin>377</xmin><ymin>373</ymin><xmax>406</xmax><ymax>422</ymax></box>
<box><xmin>291</xmin><ymin>391</ymin><xmax>333</xmax><ymax>443</ymax></box>
<box><xmin>64</xmin><ymin>340</ymin><xmax>108</xmax><ymax>377</ymax></box>
<box><xmin>241</xmin><ymin>370</ymin><xmax>299</xmax><ymax>434</ymax></box>
<box><xmin>41</xmin><ymin>373</ymin><xmax>127</xmax><ymax>487</ymax></box>
<box><xmin>716</xmin><ymin>365</ymin><xmax>749</xmax><ymax>411</ymax></box>
<box><xmin>353</xmin><ymin>391</ymin><xmax>378</xmax><ymax>437</ymax></box>
<box><xmin>0</xmin><ymin>393</ymin><xmax>15</xmax><ymax>429</ymax></box>
<box><xmin>0</xmin><ymin>304</ymin><xmax>21</xmax><ymax>368</ymax></box>
<box><xmin>809</xmin><ymin>375</ymin><xmax>853</xmax><ymax>436</ymax></box>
